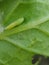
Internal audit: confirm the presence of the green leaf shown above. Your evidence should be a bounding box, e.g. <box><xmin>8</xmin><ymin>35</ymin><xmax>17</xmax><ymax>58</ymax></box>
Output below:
<box><xmin>0</xmin><ymin>40</ymin><xmax>33</xmax><ymax>65</ymax></box>
<box><xmin>0</xmin><ymin>0</ymin><xmax>49</xmax><ymax>65</ymax></box>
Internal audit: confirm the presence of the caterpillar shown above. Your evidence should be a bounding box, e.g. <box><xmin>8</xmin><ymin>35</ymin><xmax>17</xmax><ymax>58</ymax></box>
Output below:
<box><xmin>5</xmin><ymin>17</ymin><xmax>24</xmax><ymax>30</ymax></box>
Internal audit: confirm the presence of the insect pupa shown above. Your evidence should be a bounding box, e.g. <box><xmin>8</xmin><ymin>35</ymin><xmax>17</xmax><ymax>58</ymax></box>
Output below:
<box><xmin>5</xmin><ymin>17</ymin><xmax>24</xmax><ymax>30</ymax></box>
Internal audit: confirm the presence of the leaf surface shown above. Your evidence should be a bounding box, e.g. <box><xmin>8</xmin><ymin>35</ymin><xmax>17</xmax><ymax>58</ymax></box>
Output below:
<box><xmin>0</xmin><ymin>0</ymin><xmax>49</xmax><ymax>65</ymax></box>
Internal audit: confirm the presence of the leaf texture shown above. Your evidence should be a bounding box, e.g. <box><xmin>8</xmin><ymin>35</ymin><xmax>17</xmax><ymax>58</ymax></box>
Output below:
<box><xmin>0</xmin><ymin>0</ymin><xmax>49</xmax><ymax>65</ymax></box>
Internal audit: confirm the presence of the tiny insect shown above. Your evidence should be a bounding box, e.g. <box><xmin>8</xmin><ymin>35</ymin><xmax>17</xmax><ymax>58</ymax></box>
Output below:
<box><xmin>5</xmin><ymin>17</ymin><xmax>24</xmax><ymax>30</ymax></box>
